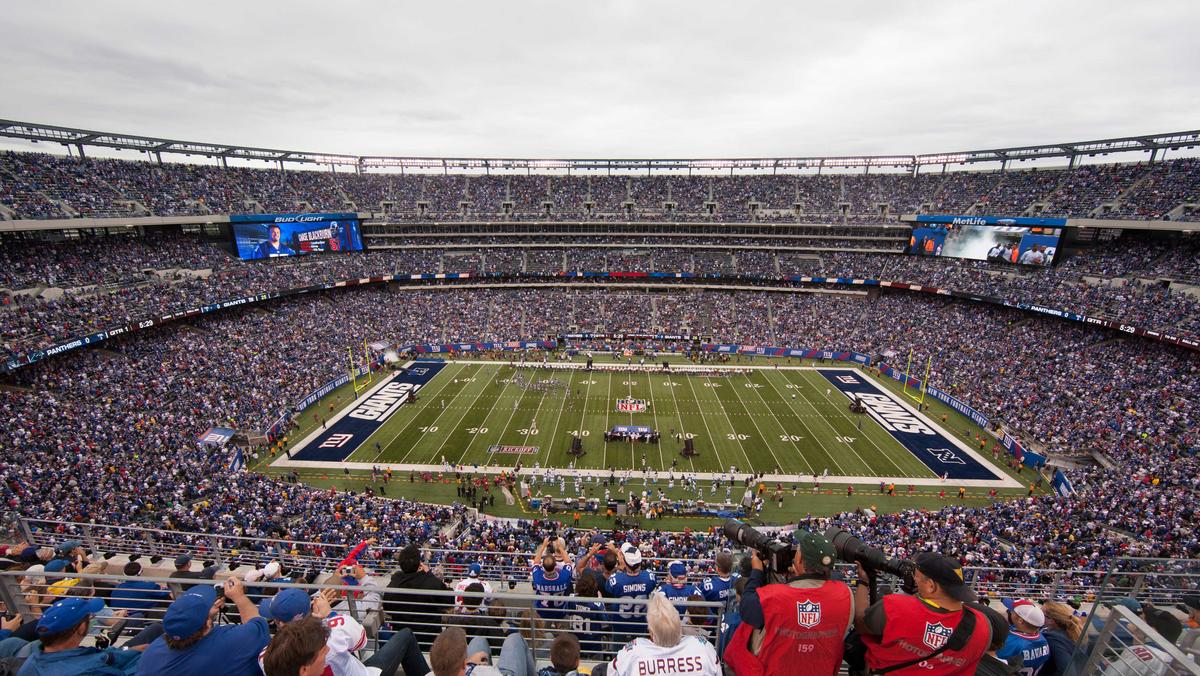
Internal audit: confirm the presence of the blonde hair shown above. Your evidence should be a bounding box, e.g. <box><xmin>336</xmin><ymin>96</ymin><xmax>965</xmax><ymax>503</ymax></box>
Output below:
<box><xmin>1042</xmin><ymin>602</ymin><xmax>1084</xmax><ymax>642</ymax></box>
<box><xmin>646</xmin><ymin>592</ymin><xmax>682</xmax><ymax>648</ymax></box>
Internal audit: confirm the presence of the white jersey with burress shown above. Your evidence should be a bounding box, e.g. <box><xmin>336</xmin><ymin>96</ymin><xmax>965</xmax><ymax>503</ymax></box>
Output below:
<box><xmin>260</xmin><ymin>612</ymin><xmax>377</xmax><ymax>676</ymax></box>
<box><xmin>608</xmin><ymin>636</ymin><xmax>721</xmax><ymax>676</ymax></box>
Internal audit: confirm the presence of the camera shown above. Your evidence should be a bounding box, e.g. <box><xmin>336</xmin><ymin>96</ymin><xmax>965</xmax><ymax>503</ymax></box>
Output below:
<box><xmin>824</xmin><ymin>527</ymin><xmax>916</xmax><ymax>590</ymax></box>
<box><xmin>339</xmin><ymin>565</ymin><xmax>356</xmax><ymax>577</ymax></box>
<box><xmin>723</xmin><ymin>519</ymin><xmax>793</xmax><ymax>576</ymax></box>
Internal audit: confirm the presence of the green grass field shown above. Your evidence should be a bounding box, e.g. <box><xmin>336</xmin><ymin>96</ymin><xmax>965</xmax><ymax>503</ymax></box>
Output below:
<box><xmin>289</xmin><ymin>358</ymin><xmax>998</xmax><ymax>479</ymax></box>
<box><xmin>261</xmin><ymin>356</ymin><xmax>1043</xmax><ymax>521</ymax></box>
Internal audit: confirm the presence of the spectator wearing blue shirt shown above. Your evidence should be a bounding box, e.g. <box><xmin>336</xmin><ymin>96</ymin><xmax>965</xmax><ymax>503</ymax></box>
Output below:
<box><xmin>109</xmin><ymin>562</ymin><xmax>171</xmax><ymax>617</ymax></box>
<box><xmin>997</xmin><ymin>599</ymin><xmax>1051</xmax><ymax>675</ymax></box>
<box><xmin>135</xmin><ymin>577</ymin><xmax>269</xmax><ymax>676</ymax></box>
<box><xmin>658</xmin><ymin>561</ymin><xmax>701</xmax><ymax>619</ymax></box>
<box><xmin>531</xmin><ymin>553</ymin><xmax>574</xmax><ymax>625</ymax></box>
<box><xmin>17</xmin><ymin>597</ymin><xmax>140</xmax><ymax>675</ymax></box>
<box><xmin>603</xmin><ymin>543</ymin><xmax>656</xmax><ymax>637</ymax></box>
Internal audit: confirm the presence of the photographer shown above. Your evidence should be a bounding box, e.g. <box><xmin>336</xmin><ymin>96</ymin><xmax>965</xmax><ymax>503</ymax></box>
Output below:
<box><xmin>724</xmin><ymin>530</ymin><xmax>853</xmax><ymax>676</ymax></box>
<box><xmin>852</xmin><ymin>552</ymin><xmax>990</xmax><ymax>675</ymax></box>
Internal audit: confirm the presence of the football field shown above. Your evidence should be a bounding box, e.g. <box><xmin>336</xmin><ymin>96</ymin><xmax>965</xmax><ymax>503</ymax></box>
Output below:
<box><xmin>274</xmin><ymin>359</ymin><xmax>1018</xmax><ymax>487</ymax></box>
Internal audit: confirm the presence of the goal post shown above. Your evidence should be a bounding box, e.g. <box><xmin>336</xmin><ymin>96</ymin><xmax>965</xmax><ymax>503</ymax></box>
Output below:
<box><xmin>350</xmin><ymin>340</ymin><xmax>374</xmax><ymax>395</ymax></box>
<box><xmin>902</xmin><ymin>348</ymin><xmax>931</xmax><ymax>406</ymax></box>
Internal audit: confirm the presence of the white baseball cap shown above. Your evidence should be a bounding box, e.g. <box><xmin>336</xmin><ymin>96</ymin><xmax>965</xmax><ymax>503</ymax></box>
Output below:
<box><xmin>622</xmin><ymin>543</ymin><xmax>643</xmax><ymax>567</ymax></box>
<box><xmin>1003</xmin><ymin>598</ymin><xmax>1045</xmax><ymax>628</ymax></box>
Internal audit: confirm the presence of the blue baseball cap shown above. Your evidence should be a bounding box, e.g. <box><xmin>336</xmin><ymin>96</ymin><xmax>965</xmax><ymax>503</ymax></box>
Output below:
<box><xmin>54</xmin><ymin>540</ymin><xmax>82</xmax><ymax>554</ymax></box>
<box><xmin>468</xmin><ymin>563</ymin><xmax>482</xmax><ymax>577</ymax></box>
<box><xmin>164</xmin><ymin>584</ymin><xmax>217</xmax><ymax>640</ymax></box>
<box><xmin>668</xmin><ymin>560</ymin><xmax>687</xmax><ymax>579</ymax></box>
<box><xmin>174</xmin><ymin>554</ymin><xmax>192</xmax><ymax>567</ymax></box>
<box><xmin>37</xmin><ymin>597</ymin><xmax>104</xmax><ymax>635</ymax></box>
<box><xmin>44</xmin><ymin>559</ymin><xmax>68</xmax><ymax>573</ymax></box>
<box><xmin>258</xmin><ymin>588</ymin><xmax>311</xmax><ymax>623</ymax></box>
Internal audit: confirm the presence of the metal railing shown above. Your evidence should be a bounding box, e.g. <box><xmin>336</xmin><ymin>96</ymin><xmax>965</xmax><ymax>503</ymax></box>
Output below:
<box><xmin>15</xmin><ymin>519</ymin><xmax>1200</xmax><ymax>610</ymax></box>
<box><xmin>1071</xmin><ymin>605</ymin><xmax>1200</xmax><ymax>675</ymax></box>
<box><xmin>0</xmin><ymin>569</ymin><xmax>720</xmax><ymax>663</ymax></box>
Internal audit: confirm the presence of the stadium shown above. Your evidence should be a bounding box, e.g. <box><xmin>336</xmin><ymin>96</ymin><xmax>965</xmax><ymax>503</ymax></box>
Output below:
<box><xmin>1</xmin><ymin>4</ymin><xmax>1198</xmax><ymax>675</ymax></box>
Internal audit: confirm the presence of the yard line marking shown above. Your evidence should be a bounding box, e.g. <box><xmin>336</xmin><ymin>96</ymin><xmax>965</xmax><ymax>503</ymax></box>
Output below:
<box><xmin>541</xmin><ymin>369</ymin><xmax>575</xmax><ymax>467</ymax></box>
<box><xmin>446</xmin><ymin>365</ymin><xmax>515</xmax><ymax>465</ymax></box>
<box><xmin>728</xmin><ymin>371</ymin><xmax>802</xmax><ymax>475</ymax></box>
<box><xmin>642</xmin><ymin>371</ymin><xmax>666</xmax><ymax>470</ymax></box>
<box><xmin>759</xmin><ymin>369</ymin><xmax>842</xmax><ymax>475</ymax></box>
<box><xmin>368</xmin><ymin>362</ymin><xmax>468</xmax><ymax>464</ymax></box>
<box><xmin>660</xmin><ymin>371</ymin><xmax>698</xmax><ymax>474</ymax></box>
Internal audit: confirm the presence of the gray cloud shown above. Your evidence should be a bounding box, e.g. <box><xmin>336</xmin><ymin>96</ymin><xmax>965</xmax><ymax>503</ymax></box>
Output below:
<box><xmin>0</xmin><ymin>0</ymin><xmax>1197</xmax><ymax>159</ymax></box>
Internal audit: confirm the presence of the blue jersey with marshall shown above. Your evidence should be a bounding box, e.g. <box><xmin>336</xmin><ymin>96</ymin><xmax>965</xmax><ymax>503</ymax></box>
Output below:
<box><xmin>605</xmin><ymin>569</ymin><xmax>657</xmax><ymax>631</ymax></box>
<box><xmin>531</xmin><ymin>565</ymin><xmax>574</xmax><ymax>620</ymax></box>
<box><xmin>997</xmin><ymin>629</ymin><xmax>1051</xmax><ymax>675</ymax></box>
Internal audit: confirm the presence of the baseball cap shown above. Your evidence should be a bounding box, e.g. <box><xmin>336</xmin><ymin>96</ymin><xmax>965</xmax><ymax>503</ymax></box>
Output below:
<box><xmin>667</xmin><ymin>560</ymin><xmax>687</xmax><ymax>579</ymax></box>
<box><xmin>468</xmin><ymin>563</ymin><xmax>482</xmax><ymax>577</ymax></box>
<box><xmin>914</xmin><ymin>552</ymin><xmax>977</xmax><ymax>603</ymax></box>
<box><xmin>796</xmin><ymin>530</ymin><xmax>836</xmax><ymax>568</ymax></box>
<box><xmin>163</xmin><ymin>585</ymin><xmax>217</xmax><ymax>640</ymax></box>
<box><xmin>54</xmin><ymin>540</ymin><xmax>82</xmax><ymax>554</ymax></box>
<box><xmin>1105</xmin><ymin>597</ymin><xmax>1143</xmax><ymax>614</ymax></box>
<box><xmin>258</xmin><ymin>588</ymin><xmax>311</xmax><ymax>623</ymax></box>
<box><xmin>622</xmin><ymin>543</ymin><xmax>643</xmax><ymax>567</ymax></box>
<box><xmin>1002</xmin><ymin>598</ymin><xmax>1046</xmax><ymax>628</ymax></box>
<box><xmin>44</xmin><ymin>559</ymin><xmax>68</xmax><ymax>574</ymax></box>
<box><xmin>175</xmin><ymin>554</ymin><xmax>192</xmax><ymax>567</ymax></box>
<box><xmin>36</xmin><ymin>597</ymin><xmax>104</xmax><ymax>635</ymax></box>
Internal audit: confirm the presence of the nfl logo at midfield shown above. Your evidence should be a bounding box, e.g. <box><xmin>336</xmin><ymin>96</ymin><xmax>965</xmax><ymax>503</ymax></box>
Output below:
<box><xmin>616</xmin><ymin>398</ymin><xmax>648</xmax><ymax>413</ymax></box>
<box><xmin>923</xmin><ymin>622</ymin><xmax>954</xmax><ymax>650</ymax></box>
<box><xmin>795</xmin><ymin>600</ymin><xmax>821</xmax><ymax>628</ymax></box>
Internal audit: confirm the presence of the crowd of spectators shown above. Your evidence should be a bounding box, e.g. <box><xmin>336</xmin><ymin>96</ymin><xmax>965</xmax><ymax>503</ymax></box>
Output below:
<box><xmin>4</xmin><ymin>150</ymin><xmax>1198</xmax><ymax>222</ymax></box>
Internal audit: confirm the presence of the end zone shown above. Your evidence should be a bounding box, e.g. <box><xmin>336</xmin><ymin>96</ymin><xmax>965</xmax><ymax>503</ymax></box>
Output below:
<box><xmin>282</xmin><ymin>361</ymin><xmax>446</xmax><ymax>462</ymax></box>
<box><xmin>818</xmin><ymin>368</ymin><xmax>1015</xmax><ymax>484</ymax></box>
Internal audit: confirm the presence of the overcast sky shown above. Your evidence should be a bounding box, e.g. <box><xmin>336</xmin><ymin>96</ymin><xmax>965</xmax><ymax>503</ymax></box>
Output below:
<box><xmin>1</xmin><ymin>0</ymin><xmax>1197</xmax><ymax>160</ymax></box>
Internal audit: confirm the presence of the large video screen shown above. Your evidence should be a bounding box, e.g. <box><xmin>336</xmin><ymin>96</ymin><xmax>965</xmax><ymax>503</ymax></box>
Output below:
<box><xmin>908</xmin><ymin>216</ymin><xmax>1063</xmax><ymax>267</ymax></box>
<box><xmin>230</xmin><ymin>213</ymin><xmax>363</xmax><ymax>260</ymax></box>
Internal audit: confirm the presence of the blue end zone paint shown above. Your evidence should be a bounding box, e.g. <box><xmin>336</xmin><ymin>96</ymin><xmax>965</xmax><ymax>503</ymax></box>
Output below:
<box><xmin>817</xmin><ymin>369</ymin><xmax>1000</xmax><ymax>480</ymax></box>
<box><xmin>291</xmin><ymin>361</ymin><xmax>446</xmax><ymax>461</ymax></box>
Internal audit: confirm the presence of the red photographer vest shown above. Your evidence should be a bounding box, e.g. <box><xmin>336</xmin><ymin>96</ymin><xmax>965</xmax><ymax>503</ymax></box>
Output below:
<box><xmin>862</xmin><ymin>596</ymin><xmax>990</xmax><ymax>675</ymax></box>
<box><xmin>724</xmin><ymin>580</ymin><xmax>852</xmax><ymax>676</ymax></box>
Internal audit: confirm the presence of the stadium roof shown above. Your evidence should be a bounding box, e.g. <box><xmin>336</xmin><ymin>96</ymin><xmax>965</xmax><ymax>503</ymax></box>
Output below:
<box><xmin>1</xmin><ymin>119</ymin><xmax>1198</xmax><ymax>173</ymax></box>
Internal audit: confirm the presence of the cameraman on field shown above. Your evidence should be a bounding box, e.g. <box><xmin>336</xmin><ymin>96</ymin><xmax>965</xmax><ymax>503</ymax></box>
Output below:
<box><xmin>724</xmin><ymin>530</ymin><xmax>853</xmax><ymax>675</ymax></box>
<box><xmin>852</xmin><ymin>552</ymin><xmax>990</xmax><ymax>675</ymax></box>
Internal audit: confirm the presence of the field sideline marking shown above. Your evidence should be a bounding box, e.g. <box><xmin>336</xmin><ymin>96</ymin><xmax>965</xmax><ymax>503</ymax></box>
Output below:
<box><xmin>269</xmin><ymin>459</ymin><xmax>1022</xmax><ymax>488</ymax></box>
<box><xmin>391</xmin><ymin>364</ymin><xmax>484</xmax><ymax>465</ymax></box>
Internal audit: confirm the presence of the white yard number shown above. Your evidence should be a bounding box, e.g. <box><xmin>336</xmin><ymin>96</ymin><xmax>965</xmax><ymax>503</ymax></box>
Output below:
<box><xmin>726</xmin><ymin>433</ymin><xmax>750</xmax><ymax>441</ymax></box>
<box><xmin>622</xmin><ymin>381</ymin><xmax>637</xmax><ymax>386</ymax></box>
<box><xmin>661</xmin><ymin>381</ymin><xmax>679</xmax><ymax>387</ymax></box>
<box><xmin>465</xmin><ymin>427</ymin><xmax>488</xmax><ymax>434</ymax></box>
<box><xmin>704</xmin><ymin>382</ymin><xmax>722</xmax><ymax>388</ymax></box>
<box><xmin>684</xmin><ymin>433</ymin><xmax>697</xmax><ymax>440</ymax></box>
<box><xmin>784</xmin><ymin>384</ymin><xmax>800</xmax><ymax>389</ymax></box>
<box><xmin>743</xmin><ymin>383</ymin><xmax>762</xmax><ymax>389</ymax></box>
<box><xmin>835</xmin><ymin>436</ymin><xmax>857</xmax><ymax>444</ymax></box>
<box><xmin>458</xmin><ymin>377</ymin><xmax>475</xmax><ymax>383</ymax></box>
<box><xmin>778</xmin><ymin>434</ymin><xmax>804</xmax><ymax>442</ymax></box>
<box><xmin>568</xmin><ymin>430</ymin><xmax>591</xmax><ymax>437</ymax></box>
<box><xmin>579</xmin><ymin>380</ymin><xmax>598</xmax><ymax>385</ymax></box>
<box><xmin>419</xmin><ymin>426</ymin><xmax>439</xmax><ymax>433</ymax></box>
<box><xmin>518</xmin><ymin>428</ymin><xmax>539</xmax><ymax>435</ymax></box>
